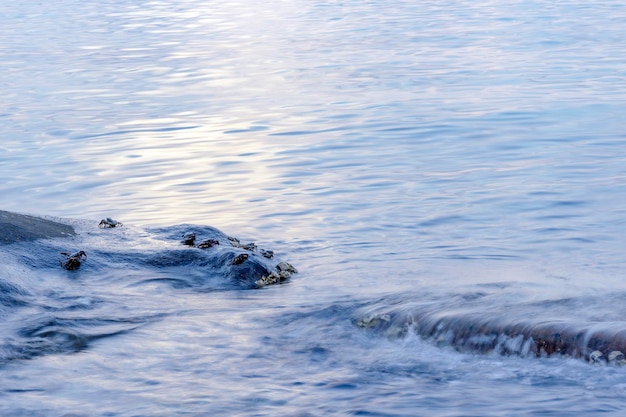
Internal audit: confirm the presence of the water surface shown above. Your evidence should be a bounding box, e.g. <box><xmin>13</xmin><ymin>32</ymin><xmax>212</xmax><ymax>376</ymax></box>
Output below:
<box><xmin>2</xmin><ymin>0</ymin><xmax>626</xmax><ymax>415</ymax></box>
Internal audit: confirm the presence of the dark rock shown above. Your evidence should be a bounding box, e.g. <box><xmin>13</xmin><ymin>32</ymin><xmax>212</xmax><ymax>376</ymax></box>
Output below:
<box><xmin>231</xmin><ymin>253</ymin><xmax>249</xmax><ymax>265</ymax></box>
<box><xmin>60</xmin><ymin>251</ymin><xmax>87</xmax><ymax>271</ymax></box>
<box><xmin>196</xmin><ymin>239</ymin><xmax>219</xmax><ymax>249</ymax></box>
<box><xmin>98</xmin><ymin>217</ymin><xmax>123</xmax><ymax>228</ymax></box>
<box><xmin>0</xmin><ymin>210</ymin><xmax>75</xmax><ymax>245</ymax></box>
<box><xmin>182</xmin><ymin>232</ymin><xmax>196</xmax><ymax>246</ymax></box>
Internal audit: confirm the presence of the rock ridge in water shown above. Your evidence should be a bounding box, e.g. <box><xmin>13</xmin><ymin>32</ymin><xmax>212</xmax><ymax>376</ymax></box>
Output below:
<box><xmin>355</xmin><ymin>305</ymin><xmax>626</xmax><ymax>366</ymax></box>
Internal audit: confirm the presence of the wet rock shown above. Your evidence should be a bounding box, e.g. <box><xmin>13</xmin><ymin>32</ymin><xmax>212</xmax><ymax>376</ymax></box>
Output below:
<box><xmin>240</xmin><ymin>242</ymin><xmax>257</xmax><ymax>251</ymax></box>
<box><xmin>228</xmin><ymin>236</ymin><xmax>256</xmax><ymax>251</ymax></box>
<box><xmin>231</xmin><ymin>253</ymin><xmax>249</xmax><ymax>265</ymax></box>
<box><xmin>196</xmin><ymin>239</ymin><xmax>219</xmax><ymax>249</ymax></box>
<box><xmin>589</xmin><ymin>350</ymin><xmax>605</xmax><ymax>365</ymax></box>
<box><xmin>254</xmin><ymin>261</ymin><xmax>298</xmax><ymax>288</ymax></box>
<box><xmin>608</xmin><ymin>351</ymin><xmax>626</xmax><ymax>366</ymax></box>
<box><xmin>0</xmin><ymin>210</ymin><xmax>75</xmax><ymax>245</ymax></box>
<box><xmin>98</xmin><ymin>217</ymin><xmax>123</xmax><ymax>228</ymax></box>
<box><xmin>255</xmin><ymin>272</ymin><xmax>284</xmax><ymax>287</ymax></box>
<box><xmin>182</xmin><ymin>232</ymin><xmax>196</xmax><ymax>246</ymax></box>
<box><xmin>354</xmin><ymin>312</ymin><xmax>409</xmax><ymax>339</ymax></box>
<box><xmin>277</xmin><ymin>262</ymin><xmax>298</xmax><ymax>274</ymax></box>
<box><xmin>60</xmin><ymin>251</ymin><xmax>87</xmax><ymax>271</ymax></box>
<box><xmin>356</xmin><ymin>314</ymin><xmax>391</xmax><ymax>329</ymax></box>
<box><xmin>2</xmin><ymin>211</ymin><xmax>298</xmax><ymax>290</ymax></box>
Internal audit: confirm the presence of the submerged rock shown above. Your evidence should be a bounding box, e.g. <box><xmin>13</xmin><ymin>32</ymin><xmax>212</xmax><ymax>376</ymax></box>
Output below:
<box><xmin>143</xmin><ymin>225</ymin><xmax>298</xmax><ymax>289</ymax></box>
<box><xmin>356</xmin><ymin>313</ymin><xmax>391</xmax><ymax>329</ymax></box>
<box><xmin>96</xmin><ymin>217</ymin><xmax>298</xmax><ymax>288</ymax></box>
<box><xmin>0</xmin><ymin>212</ymin><xmax>298</xmax><ymax>366</ymax></box>
<box><xmin>0</xmin><ymin>210</ymin><xmax>297</xmax><ymax>289</ymax></box>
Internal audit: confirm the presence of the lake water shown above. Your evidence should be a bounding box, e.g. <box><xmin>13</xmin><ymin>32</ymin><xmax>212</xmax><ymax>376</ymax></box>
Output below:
<box><xmin>2</xmin><ymin>0</ymin><xmax>626</xmax><ymax>415</ymax></box>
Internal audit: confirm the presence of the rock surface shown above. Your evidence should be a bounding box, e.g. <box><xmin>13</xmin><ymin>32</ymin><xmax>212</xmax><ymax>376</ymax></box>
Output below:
<box><xmin>0</xmin><ymin>210</ymin><xmax>75</xmax><ymax>245</ymax></box>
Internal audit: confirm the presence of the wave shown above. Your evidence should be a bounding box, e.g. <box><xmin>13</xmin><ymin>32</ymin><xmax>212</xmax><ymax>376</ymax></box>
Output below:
<box><xmin>354</xmin><ymin>292</ymin><xmax>626</xmax><ymax>365</ymax></box>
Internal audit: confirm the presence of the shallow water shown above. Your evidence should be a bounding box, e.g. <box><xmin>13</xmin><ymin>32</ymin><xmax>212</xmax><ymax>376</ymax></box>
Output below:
<box><xmin>2</xmin><ymin>0</ymin><xmax>626</xmax><ymax>415</ymax></box>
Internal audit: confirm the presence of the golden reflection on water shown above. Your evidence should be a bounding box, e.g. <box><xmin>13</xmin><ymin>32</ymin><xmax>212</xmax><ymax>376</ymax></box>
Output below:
<box><xmin>74</xmin><ymin>126</ymin><xmax>277</xmax><ymax>228</ymax></box>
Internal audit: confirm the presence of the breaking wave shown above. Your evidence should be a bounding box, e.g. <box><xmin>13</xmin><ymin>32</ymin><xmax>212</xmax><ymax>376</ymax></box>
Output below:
<box><xmin>353</xmin><ymin>290</ymin><xmax>626</xmax><ymax>365</ymax></box>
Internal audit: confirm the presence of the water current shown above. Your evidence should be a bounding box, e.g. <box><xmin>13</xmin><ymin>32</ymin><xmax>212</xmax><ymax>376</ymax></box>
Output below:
<box><xmin>2</xmin><ymin>0</ymin><xmax>626</xmax><ymax>415</ymax></box>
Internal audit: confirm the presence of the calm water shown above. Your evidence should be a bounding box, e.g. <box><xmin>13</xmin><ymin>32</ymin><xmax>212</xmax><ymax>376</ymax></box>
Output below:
<box><xmin>2</xmin><ymin>0</ymin><xmax>626</xmax><ymax>415</ymax></box>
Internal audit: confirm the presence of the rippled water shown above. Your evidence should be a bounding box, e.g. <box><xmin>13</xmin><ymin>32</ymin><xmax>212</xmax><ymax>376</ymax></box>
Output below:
<box><xmin>2</xmin><ymin>0</ymin><xmax>626</xmax><ymax>415</ymax></box>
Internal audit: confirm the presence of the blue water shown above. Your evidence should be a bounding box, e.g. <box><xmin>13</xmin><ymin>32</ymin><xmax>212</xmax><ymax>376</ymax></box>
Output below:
<box><xmin>2</xmin><ymin>0</ymin><xmax>626</xmax><ymax>415</ymax></box>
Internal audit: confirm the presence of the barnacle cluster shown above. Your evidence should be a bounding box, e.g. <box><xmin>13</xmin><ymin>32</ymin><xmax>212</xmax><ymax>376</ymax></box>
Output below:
<box><xmin>255</xmin><ymin>262</ymin><xmax>298</xmax><ymax>288</ymax></box>
<box><xmin>98</xmin><ymin>217</ymin><xmax>123</xmax><ymax>228</ymax></box>
<box><xmin>589</xmin><ymin>350</ymin><xmax>626</xmax><ymax>366</ymax></box>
